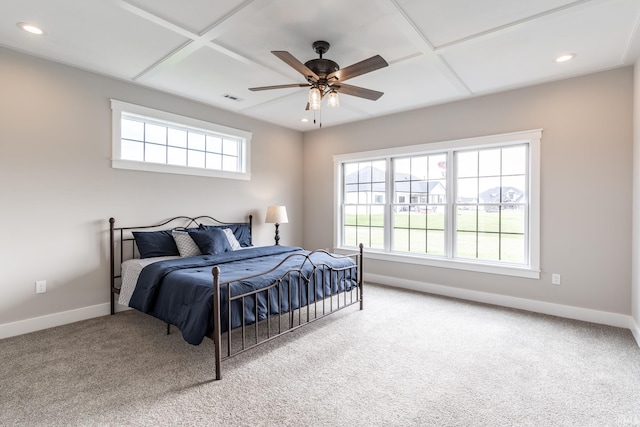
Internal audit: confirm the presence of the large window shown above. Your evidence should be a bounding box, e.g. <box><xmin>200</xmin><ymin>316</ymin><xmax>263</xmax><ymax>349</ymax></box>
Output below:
<box><xmin>334</xmin><ymin>130</ymin><xmax>541</xmax><ymax>278</ymax></box>
<box><xmin>111</xmin><ymin>100</ymin><xmax>251</xmax><ymax>180</ymax></box>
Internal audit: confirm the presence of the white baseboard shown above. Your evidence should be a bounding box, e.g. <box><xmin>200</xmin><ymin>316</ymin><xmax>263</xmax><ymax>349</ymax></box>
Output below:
<box><xmin>365</xmin><ymin>273</ymin><xmax>639</xmax><ymax>345</ymax></box>
<box><xmin>0</xmin><ymin>303</ymin><xmax>112</xmax><ymax>340</ymax></box>
<box><xmin>630</xmin><ymin>318</ymin><xmax>640</xmax><ymax>348</ymax></box>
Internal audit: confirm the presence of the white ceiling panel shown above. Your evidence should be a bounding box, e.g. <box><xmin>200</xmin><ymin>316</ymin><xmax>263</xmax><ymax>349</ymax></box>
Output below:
<box><xmin>396</xmin><ymin>0</ymin><xmax>581</xmax><ymax>48</ymax></box>
<box><xmin>213</xmin><ymin>0</ymin><xmax>418</xmax><ymax>66</ymax></box>
<box><xmin>334</xmin><ymin>56</ymin><xmax>467</xmax><ymax>117</ymax></box>
<box><xmin>1</xmin><ymin>0</ymin><xmax>639</xmax><ymax>131</ymax></box>
<box><xmin>125</xmin><ymin>0</ymin><xmax>246</xmax><ymax>35</ymax></box>
<box><xmin>0</xmin><ymin>0</ymin><xmax>188</xmax><ymax>79</ymax></box>
<box><xmin>440</xmin><ymin>0</ymin><xmax>640</xmax><ymax>93</ymax></box>
<box><xmin>139</xmin><ymin>46</ymin><xmax>293</xmax><ymax>111</ymax></box>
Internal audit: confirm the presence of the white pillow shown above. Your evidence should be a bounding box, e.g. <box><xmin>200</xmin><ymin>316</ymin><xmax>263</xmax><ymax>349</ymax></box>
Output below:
<box><xmin>172</xmin><ymin>230</ymin><xmax>202</xmax><ymax>257</ymax></box>
<box><xmin>223</xmin><ymin>228</ymin><xmax>242</xmax><ymax>250</ymax></box>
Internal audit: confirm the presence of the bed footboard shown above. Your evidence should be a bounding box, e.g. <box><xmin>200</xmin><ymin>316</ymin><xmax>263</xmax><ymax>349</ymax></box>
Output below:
<box><xmin>211</xmin><ymin>244</ymin><xmax>364</xmax><ymax>380</ymax></box>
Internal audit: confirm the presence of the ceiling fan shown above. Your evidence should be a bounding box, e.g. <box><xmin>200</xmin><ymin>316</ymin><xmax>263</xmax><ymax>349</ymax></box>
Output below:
<box><xmin>249</xmin><ymin>41</ymin><xmax>388</xmax><ymax>110</ymax></box>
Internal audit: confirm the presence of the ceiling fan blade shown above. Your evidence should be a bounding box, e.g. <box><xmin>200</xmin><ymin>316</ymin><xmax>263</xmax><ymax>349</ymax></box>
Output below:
<box><xmin>327</xmin><ymin>55</ymin><xmax>388</xmax><ymax>82</ymax></box>
<box><xmin>272</xmin><ymin>51</ymin><xmax>320</xmax><ymax>81</ymax></box>
<box><xmin>249</xmin><ymin>83</ymin><xmax>309</xmax><ymax>91</ymax></box>
<box><xmin>334</xmin><ymin>83</ymin><xmax>384</xmax><ymax>101</ymax></box>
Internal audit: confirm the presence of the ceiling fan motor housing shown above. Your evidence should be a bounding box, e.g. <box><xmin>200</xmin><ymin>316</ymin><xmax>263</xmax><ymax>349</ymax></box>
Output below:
<box><xmin>304</xmin><ymin>58</ymin><xmax>339</xmax><ymax>78</ymax></box>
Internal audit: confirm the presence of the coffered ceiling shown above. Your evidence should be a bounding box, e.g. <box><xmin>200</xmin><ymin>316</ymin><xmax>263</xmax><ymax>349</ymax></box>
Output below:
<box><xmin>1</xmin><ymin>0</ymin><xmax>639</xmax><ymax>131</ymax></box>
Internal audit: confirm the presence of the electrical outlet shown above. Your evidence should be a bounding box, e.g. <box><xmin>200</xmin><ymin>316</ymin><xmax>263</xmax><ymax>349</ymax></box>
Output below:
<box><xmin>35</xmin><ymin>280</ymin><xmax>46</xmax><ymax>294</ymax></box>
<box><xmin>551</xmin><ymin>274</ymin><xmax>561</xmax><ymax>285</ymax></box>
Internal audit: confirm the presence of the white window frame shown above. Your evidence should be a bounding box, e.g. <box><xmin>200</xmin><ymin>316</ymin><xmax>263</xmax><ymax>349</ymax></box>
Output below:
<box><xmin>333</xmin><ymin>129</ymin><xmax>541</xmax><ymax>279</ymax></box>
<box><xmin>111</xmin><ymin>100</ymin><xmax>252</xmax><ymax>180</ymax></box>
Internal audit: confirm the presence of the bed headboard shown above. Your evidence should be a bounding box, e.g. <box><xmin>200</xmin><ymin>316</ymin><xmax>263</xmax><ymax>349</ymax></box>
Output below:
<box><xmin>109</xmin><ymin>215</ymin><xmax>252</xmax><ymax>314</ymax></box>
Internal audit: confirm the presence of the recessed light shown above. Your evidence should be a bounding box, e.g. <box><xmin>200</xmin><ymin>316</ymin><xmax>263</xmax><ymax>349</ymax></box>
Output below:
<box><xmin>17</xmin><ymin>22</ymin><xmax>45</xmax><ymax>35</ymax></box>
<box><xmin>301</xmin><ymin>118</ymin><xmax>309</xmax><ymax>123</ymax></box>
<box><xmin>555</xmin><ymin>53</ymin><xmax>576</xmax><ymax>63</ymax></box>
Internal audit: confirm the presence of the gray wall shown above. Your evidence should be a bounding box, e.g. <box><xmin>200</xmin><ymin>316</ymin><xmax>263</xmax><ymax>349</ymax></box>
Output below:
<box><xmin>0</xmin><ymin>47</ymin><xmax>303</xmax><ymax>326</ymax></box>
<box><xmin>303</xmin><ymin>67</ymin><xmax>633</xmax><ymax>315</ymax></box>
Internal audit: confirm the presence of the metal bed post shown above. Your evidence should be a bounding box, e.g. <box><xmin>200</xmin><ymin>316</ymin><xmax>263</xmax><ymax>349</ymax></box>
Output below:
<box><xmin>359</xmin><ymin>243</ymin><xmax>364</xmax><ymax>310</ymax></box>
<box><xmin>109</xmin><ymin>218</ymin><xmax>115</xmax><ymax>315</ymax></box>
<box><xmin>212</xmin><ymin>266</ymin><xmax>222</xmax><ymax>380</ymax></box>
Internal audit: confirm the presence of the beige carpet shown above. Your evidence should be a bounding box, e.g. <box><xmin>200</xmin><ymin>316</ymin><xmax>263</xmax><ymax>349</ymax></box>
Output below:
<box><xmin>1</xmin><ymin>284</ymin><xmax>639</xmax><ymax>426</ymax></box>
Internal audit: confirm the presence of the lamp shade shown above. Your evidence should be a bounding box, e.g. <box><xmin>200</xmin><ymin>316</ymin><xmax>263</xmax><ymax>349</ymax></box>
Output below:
<box><xmin>265</xmin><ymin>205</ymin><xmax>288</xmax><ymax>224</ymax></box>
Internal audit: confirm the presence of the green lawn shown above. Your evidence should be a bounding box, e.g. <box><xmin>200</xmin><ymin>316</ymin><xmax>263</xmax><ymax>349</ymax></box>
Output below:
<box><xmin>343</xmin><ymin>208</ymin><xmax>525</xmax><ymax>263</ymax></box>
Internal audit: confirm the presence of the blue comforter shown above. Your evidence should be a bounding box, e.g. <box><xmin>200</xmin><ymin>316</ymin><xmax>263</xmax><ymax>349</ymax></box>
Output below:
<box><xmin>129</xmin><ymin>246</ymin><xmax>357</xmax><ymax>345</ymax></box>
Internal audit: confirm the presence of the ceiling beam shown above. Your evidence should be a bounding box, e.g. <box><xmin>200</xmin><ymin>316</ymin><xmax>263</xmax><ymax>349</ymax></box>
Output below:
<box><xmin>623</xmin><ymin>11</ymin><xmax>640</xmax><ymax>65</ymax></box>
<box><xmin>119</xmin><ymin>0</ymin><xmax>287</xmax><ymax>82</ymax></box>
<box><xmin>371</xmin><ymin>0</ymin><xmax>472</xmax><ymax>96</ymax></box>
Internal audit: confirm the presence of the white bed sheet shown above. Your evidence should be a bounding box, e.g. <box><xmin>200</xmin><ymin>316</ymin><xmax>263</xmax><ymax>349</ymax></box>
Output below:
<box><xmin>118</xmin><ymin>256</ymin><xmax>179</xmax><ymax>307</ymax></box>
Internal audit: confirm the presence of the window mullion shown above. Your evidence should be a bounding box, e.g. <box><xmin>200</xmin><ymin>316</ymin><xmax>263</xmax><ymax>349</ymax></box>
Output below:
<box><xmin>498</xmin><ymin>150</ymin><xmax>503</xmax><ymax>260</ymax></box>
<box><xmin>446</xmin><ymin>150</ymin><xmax>455</xmax><ymax>260</ymax></box>
<box><xmin>525</xmin><ymin>144</ymin><xmax>532</xmax><ymax>264</ymax></box>
<box><xmin>143</xmin><ymin>123</ymin><xmax>147</xmax><ymax>162</ymax></box>
<box><xmin>385</xmin><ymin>157</ymin><xmax>393</xmax><ymax>252</ymax></box>
<box><xmin>475</xmin><ymin>153</ymin><xmax>480</xmax><ymax>259</ymax></box>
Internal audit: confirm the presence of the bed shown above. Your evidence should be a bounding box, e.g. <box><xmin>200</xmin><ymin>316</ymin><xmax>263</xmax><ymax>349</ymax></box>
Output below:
<box><xmin>109</xmin><ymin>215</ymin><xmax>363</xmax><ymax>380</ymax></box>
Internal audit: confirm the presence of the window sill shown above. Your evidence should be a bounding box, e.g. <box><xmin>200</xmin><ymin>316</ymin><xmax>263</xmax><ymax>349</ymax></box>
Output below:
<box><xmin>112</xmin><ymin>159</ymin><xmax>251</xmax><ymax>180</ymax></box>
<box><xmin>335</xmin><ymin>246</ymin><xmax>540</xmax><ymax>279</ymax></box>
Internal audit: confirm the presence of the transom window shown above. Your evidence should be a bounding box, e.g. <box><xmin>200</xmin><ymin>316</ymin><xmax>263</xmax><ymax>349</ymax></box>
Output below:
<box><xmin>111</xmin><ymin>100</ymin><xmax>251</xmax><ymax>180</ymax></box>
<box><xmin>334</xmin><ymin>130</ymin><xmax>541</xmax><ymax>278</ymax></box>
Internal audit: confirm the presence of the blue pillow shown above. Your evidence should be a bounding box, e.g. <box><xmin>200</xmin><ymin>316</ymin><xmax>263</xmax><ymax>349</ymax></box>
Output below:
<box><xmin>200</xmin><ymin>224</ymin><xmax>252</xmax><ymax>247</ymax></box>
<box><xmin>232</xmin><ymin>224</ymin><xmax>252</xmax><ymax>247</ymax></box>
<box><xmin>188</xmin><ymin>228</ymin><xmax>232</xmax><ymax>255</ymax></box>
<box><xmin>132</xmin><ymin>230</ymin><xmax>180</xmax><ymax>259</ymax></box>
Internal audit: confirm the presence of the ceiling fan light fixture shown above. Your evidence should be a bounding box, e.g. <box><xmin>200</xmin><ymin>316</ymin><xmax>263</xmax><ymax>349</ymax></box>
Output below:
<box><xmin>308</xmin><ymin>86</ymin><xmax>322</xmax><ymax>110</ymax></box>
<box><xmin>327</xmin><ymin>90</ymin><xmax>339</xmax><ymax>108</ymax></box>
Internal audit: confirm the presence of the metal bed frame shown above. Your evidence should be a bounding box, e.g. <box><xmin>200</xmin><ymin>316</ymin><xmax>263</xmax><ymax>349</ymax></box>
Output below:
<box><xmin>109</xmin><ymin>215</ymin><xmax>363</xmax><ymax>380</ymax></box>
